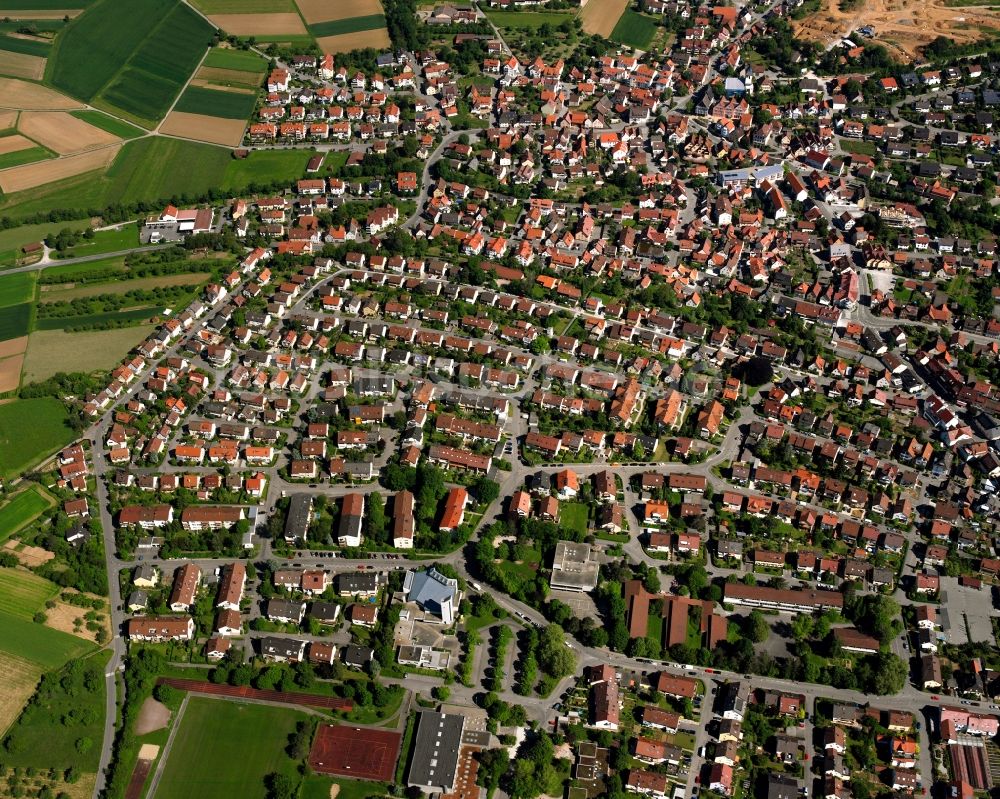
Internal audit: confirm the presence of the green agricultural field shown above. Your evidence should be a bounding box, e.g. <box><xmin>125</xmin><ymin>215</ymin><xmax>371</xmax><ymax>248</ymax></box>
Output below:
<box><xmin>0</xmin><ymin>611</ymin><xmax>94</xmax><ymax>668</ymax></box>
<box><xmin>21</xmin><ymin>324</ymin><xmax>155</xmax><ymax>383</ymax></box>
<box><xmin>175</xmin><ymin>86</ymin><xmax>257</xmax><ymax>120</ymax></box>
<box><xmin>485</xmin><ymin>10</ymin><xmax>575</xmax><ymax>28</ymax></box>
<box><xmin>0</xmin><ymin>138</ymin><xmax>312</xmax><ymax>221</ymax></box>
<box><xmin>1</xmin><ymin>651</ymin><xmax>108</xmax><ymax>773</ymax></box>
<box><xmin>609</xmin><ymin>10</ymin><xmax>658</xmax><ymax>49</ymax></box>
<box><xmin>0</xmin><ymin>272</ymin><xmax>35</xmax><ymax>308</ymax></box>
<box><xmin>49</xmin><ymin>0</ymin><xmax>213</xmax><ymax>124</ymax></box>
<box><xmin>39</xmin><ymin>256</ymin><xmax>126</xmax><ymax>283</ymax></box>
<box><xmin>308</xmin><ymin>14</ymin><xmax>387</xmax><ymax>37</ymax></box>
<box><xmin>0</xmin><ymin>567</ymin><xmax>59</xmax><ymax>619</ymax></box>
<box><xmin>0</xmin><ymin>0</ymin><xmax>91</xmax><ymax>7</ymax></box>
<box><xmin>49</xmin><ymin>224</ymin><xmax>139</xmax><ymax>259</ymax></box>
<box><xmin>221</xmin><ymin>148</ymin><xmax>313</xmax><ymax>190</ymax></box>
<box><xmin>202</xmin><ymin>46</ymin><xmax>268</xmax><ymax>72</ymax></box>
<box><xmin>0</xmin><ymin>302</ymin><xmax>31</xmax><ymax>341</ymax></box>
<box><xmin>0</xmin><ymin>398</ymin><xmax>75</xmax><ymax>479</ymax></box>
<box><xmin>104</xmin><ymin>136</ymin><xmax>233</xmax><ymax>204</ymax></box>
<box><xmin>0</xmin><ymin>486</ymin><xmax>52</xmax><ymax>543</ymax></box>
<box><xmin>0</xmin><ymin>218</ymin><xmax>91</xmax><ymax>266</ymax></box>
<box><xmin>0</xmin><ymin>34</ymin><xmax>50</xmax><ymax>56</ymax></box>
<box><xmin>155</xmin><ymin>698</ymin><xmax>311</xmax><ymax>799</ymax></box>
<box><xmin>35</xmin><ymin>305</ymin><xmax>169</xmax><ymax>330</ymax></box>
<box><xmin>70</xmin><ymin>110</ymin><xmax>146</xmax><ymax>139</ymax></box>
<box><xmin>0</xmin><ymin>146</ymin><xmax>51</xmax><ymax>170</ymax></box>
<box><xmin>48</xmin><ymin>0</ymin><xmax>178</xmax><ymax>101</ymax></box>
<box><xmin>0</xmin><ymin>19</ymin><xmax>65</xmax><ymax>34</ymax></box>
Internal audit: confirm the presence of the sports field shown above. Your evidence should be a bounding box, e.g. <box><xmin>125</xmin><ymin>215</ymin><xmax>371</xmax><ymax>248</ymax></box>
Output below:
<box><xmin>154</xmin><ymin>698</ymin><xmax>312</xmax><ymax>799</ymax></box>
<box><xmin>21</xmin><ymin>324</ymin><xmax>155</xmax><ymax>383</ymax></box>
<box><xmin>0</xmin><ymin>566</ymin><xmax>59</xmax><ymax>618</ymax></box>
<box><xmin>309</xmin><ymin>724</ymin><xmax>402</xmax><ymax>781</ymax></box>
<box><xmin>609</xmin><ymin>9</ymin><xmax>657</xmax><ymax>48</ymax></box>
<box><xmin>0</xmin><ymin>486</ymin><xmax>53</xmax><ymax>543</ymax></box>
<box><xmin>0</xmin><ymin>397</ymin><xmax>75</xmax><ymax>478</ymax></box>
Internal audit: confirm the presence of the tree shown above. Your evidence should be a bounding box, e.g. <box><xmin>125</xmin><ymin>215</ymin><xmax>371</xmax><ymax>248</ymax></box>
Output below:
<box><xmin>367</xmin><ymin>492</ymin><xmax>387</xmax><ymax>543</ymax></box>
<box><xmin>473</xmin><ymin>476</ymin><xmax>501</xmax><ymax>505</ymax></box>
<box><xmin>536</xmin><ymin>624</ymin><xmax>575</xmax><ymax>678</ymax></box>
<box><xmin>738</xmin><ymin>356</ymin><xmax>774</xmax><ymax>387</ymax></box>
<box><xmin>265</xmin><ymin>772</ymin><xmax>297</xmax><ymax>799</ymax></box>
<box><xmin>746</xmin><ymin>610</ymin><xmax>770</xmax><ymax>643</ymax></box>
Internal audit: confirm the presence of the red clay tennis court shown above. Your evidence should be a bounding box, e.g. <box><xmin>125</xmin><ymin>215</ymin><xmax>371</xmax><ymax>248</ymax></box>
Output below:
<box><xmin>308</xmin><ymin>723</ymin><xmax>402</xmax><ymax>781</ymax></box>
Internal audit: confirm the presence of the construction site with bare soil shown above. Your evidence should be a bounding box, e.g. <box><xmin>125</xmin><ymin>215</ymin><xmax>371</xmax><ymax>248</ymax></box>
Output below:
<box><xmin>793</xmin><ymin>0</ymin><xmax>1000</xmax><ymax>60</ymax></box>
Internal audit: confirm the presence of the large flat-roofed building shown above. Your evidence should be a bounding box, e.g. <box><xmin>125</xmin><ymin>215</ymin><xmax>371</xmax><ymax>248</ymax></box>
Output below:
<box><xmin>723</xmin><ymin>583</ymin><xmax>843</xmax><ymax>613</ymax></box>
<box><xmin>549</xmin><ymin>540</ymin><xmax>600</xmax><ymax>592</ymax></box>
<box><xmin>284</xmin><ymin>494</ymin><xmax>313</xmax><ymax>543</ymax></box>
<box><xmin>407</xmin><ymin>711</ymin><xmax>466</xmax><ymax>793</ymax></box>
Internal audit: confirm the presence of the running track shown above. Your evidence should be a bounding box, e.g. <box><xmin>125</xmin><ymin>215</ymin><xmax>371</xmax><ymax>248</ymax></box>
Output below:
<box><xmin>157</xmin><ymin>678</ymin><xmax>354</xmax><ymax>711</ymax></box>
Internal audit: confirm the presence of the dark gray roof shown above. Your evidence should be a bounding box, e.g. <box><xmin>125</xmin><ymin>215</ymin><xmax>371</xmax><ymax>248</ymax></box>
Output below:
<box><xmin>284</xmin><ymin>494</ymin><xmax>313</xmax><ymax>541</ymax></box>
<box><xmin>408</xmin><ymin>711</ymin><xmax>466</xmax><ymax>791</ymax></box>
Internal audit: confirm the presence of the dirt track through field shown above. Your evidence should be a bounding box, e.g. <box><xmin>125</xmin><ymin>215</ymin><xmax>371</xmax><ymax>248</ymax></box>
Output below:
<box><xmin>160</xmin><ymin>111</ymin><xmax>246</xmax><ymax>146</ymax></box>
<box><xmin>579</xmin><ymin>0</ymin><xmax>630</xmax><ymax>37</ymax></box>
<box><xmin>0</xmin><ymin>134</ymin><xmax>34</xmax><ymax>155</ymax></box>
<box><xmin>0</xmin><ymin>143</ymin><xmax>118</xmax><ymax>192</ymax></box>
<box><xmin>295</xmin><ymin>0</ymin><xmax>383</xmax><ymax>23</ymax></box>
<box><xmin>208</xmin><ymin>11</ymin><xmax>307</xmax><ymax>33</ymax></box>
<box><xmin>0</xmin><ymin>50</ymin><xmax>46</xmax><ymax>80</ymax></box>
<box><xmin>19</xmin><ymin>111</ymin><xmax>120</xmax><ymax>155</ymax></box>
<box><xmin>317</xmin><ymin>28</ymin><xmax>391</xmax><ymax>52</ymax></box>
<box><xmin>0</xmin><ymin>78</ymin><xmax>81</xmax><ymax>110</ymax></box>
<box><xmin>793</xmin><ymin>0</ymin><xmax>1000</xmax><ymax>58</ymax></box>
